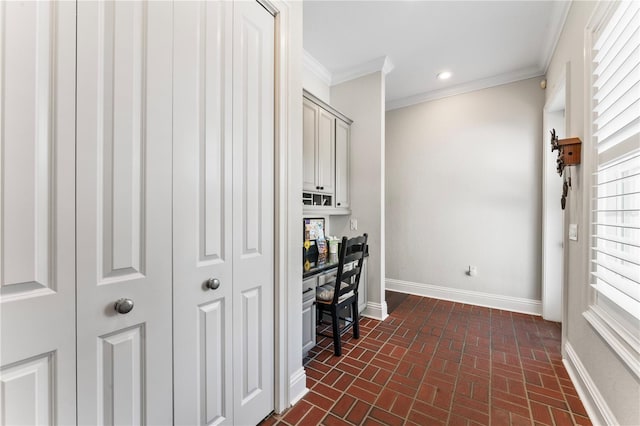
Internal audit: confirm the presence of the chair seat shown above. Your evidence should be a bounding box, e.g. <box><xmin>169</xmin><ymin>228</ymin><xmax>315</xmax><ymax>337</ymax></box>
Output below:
<box><xmin>316</xmin><ymin>282</ymin><xmax>351</xmax><ymax>303</ymax></box>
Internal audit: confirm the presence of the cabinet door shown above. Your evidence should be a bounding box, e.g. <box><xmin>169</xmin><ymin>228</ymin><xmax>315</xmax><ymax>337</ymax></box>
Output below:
<box><xmin>302</xmin><ymin>99</ymin><xmax>319</xmax><ymax>192</ymax></box>
<box><xmin>302</xmin><ymin>299</ymin><xmax>316</xmax><ymax>357</ymax></box>
<box><xmin>317</xmin><ymin>109</ymin><xmax>336</xmax><ymax>194</ymax></box>
<box><xmin>0</xmin><ymin>2</ymin><xmax>76</xmax><ymax>424</ymax></box>
<box><xmin>75</xmin><ymin>2</ymin><xmax>174</xmax><ymax>424</ymax></box>
<box><xmin>335</xmin><ymin>119</ymin><xmax>350</xmax><ymax>208</ymax></box>
<box><xmin>172</xmin><ymin>2</ymin><xmax>234</xmax><ymax>425</ymax></box>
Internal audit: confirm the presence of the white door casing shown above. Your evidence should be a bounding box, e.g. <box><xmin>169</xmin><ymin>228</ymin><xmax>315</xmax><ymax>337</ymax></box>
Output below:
<box><xmin>173</xmin><ymin>1</ymin><xmax>275</xmax><ymax>425</ymax></box>
<box><xmin>232</xmin><ymin>2</ymin><xmax>275</xmax><ymax>423</ymax></box>
<box><xmin>0</xmin><ymin>2</ymin><xmax>77</xmax><ymax>425</ymax></box>
<box><xmin>172</xmin><ymin>1</ymin><xmax>234</xmax><ymax>424</ymax></box>
<box><xmin>76</xmin><ymin>2</ymin><xmax>173</xmax><ymax>424</ymax></box>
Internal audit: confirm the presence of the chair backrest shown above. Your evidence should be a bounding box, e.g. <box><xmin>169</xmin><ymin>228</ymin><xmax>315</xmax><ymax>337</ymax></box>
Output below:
<box><xmin>331</xmin><ymin>233</ymin><xmax>368</xmax><ymax>304</ymax></box>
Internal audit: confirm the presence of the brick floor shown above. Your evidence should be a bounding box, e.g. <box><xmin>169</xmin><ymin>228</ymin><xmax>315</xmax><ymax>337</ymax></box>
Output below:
<box><xmin>261</xmin><ymin>293</ymin><xmax>591</xmax><ymax>425</ymax></box>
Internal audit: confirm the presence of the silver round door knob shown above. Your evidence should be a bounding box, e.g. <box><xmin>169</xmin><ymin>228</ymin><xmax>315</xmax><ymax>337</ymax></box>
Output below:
<box><xmin>114</xmin><ymin>298</ymin><xmax>134</xmax><ymax>314</ymax></box>
<box><xmin>205</xmin><ymin>278</ymin><xmax>221</xmax><ymax>290</ymax></box>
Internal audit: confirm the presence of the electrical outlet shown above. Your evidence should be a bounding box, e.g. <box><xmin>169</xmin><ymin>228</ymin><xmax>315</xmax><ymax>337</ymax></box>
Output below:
<box><xmin>350</xmin><ymin>218</ymin><xmax>358</xmax><ymax>231</ymax></box>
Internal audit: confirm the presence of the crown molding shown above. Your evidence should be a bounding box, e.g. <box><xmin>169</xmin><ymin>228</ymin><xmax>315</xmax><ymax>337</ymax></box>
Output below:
<box><xmin>541</xmin><ymin>0</ymin><xmax>572</xmax><ymax>72</ymax></box>
<box><xmin>386</xmin><ymin>66</ymin><xmax>545</xmax><ymax>111</ymax></box>
<box><xmin>332</xmin><ymin>55</ymin><xmax>394</xmax><ymax>86</ymax></box>
<box><xmin>303</xmin><ymin>50</ymin><xmax>332</xmax><ymax>86</ymax></box>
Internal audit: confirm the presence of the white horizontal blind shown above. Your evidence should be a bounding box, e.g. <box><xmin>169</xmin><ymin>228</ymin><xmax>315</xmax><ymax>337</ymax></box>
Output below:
<box><xmin>591</xmin><ymin>1</ymin><xmax>640</xmax><ymax>321</ymax></box>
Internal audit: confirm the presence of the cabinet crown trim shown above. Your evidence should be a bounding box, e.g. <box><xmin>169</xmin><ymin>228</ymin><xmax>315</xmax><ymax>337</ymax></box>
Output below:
<box><xmin>303</xmin><ymin>90</ymin><xmax>353</xmax><ymax>124</ymax></box>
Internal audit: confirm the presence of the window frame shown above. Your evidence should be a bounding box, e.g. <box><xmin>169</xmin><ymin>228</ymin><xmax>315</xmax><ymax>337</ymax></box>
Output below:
<box><xmin>582</xmin><ymin>0</ymin><xmax>640</xmax><ymax>380</ymax></box>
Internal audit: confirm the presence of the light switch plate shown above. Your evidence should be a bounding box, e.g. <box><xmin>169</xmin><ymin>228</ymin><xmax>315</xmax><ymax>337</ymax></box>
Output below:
<box><xmin>350</xmin><ymin>218</ymin><xmax>358</xmax><ymax>231</ymax></box>
<box><xmin>569</xmin><ymin>223</ymin><xmax>578</xmax><ymax>241</ymax></box>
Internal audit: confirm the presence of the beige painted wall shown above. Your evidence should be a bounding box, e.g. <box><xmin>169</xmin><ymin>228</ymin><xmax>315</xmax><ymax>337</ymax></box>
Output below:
<box><xmin>545</xmin><ymin>2</ymin><xmax>640</xmax><ymax>424</ymax></box>
<box><xmin>330</xmin><ymin>72</ymin><xmax>388</xmax><ymax>319</ymax></box>
<box><xmin>385</xmin><ymin>77</ymin><xmax>544</xmax><ymax>303</ymax></box>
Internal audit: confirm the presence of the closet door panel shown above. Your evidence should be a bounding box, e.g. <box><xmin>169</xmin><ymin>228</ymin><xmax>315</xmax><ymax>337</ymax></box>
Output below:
<box><xmin>172</xmin><ymin>2</ymin><xmax>234</xmax><ymax>425</ymax></box>
<box><xmin>232</xmin><ymin>2</ymin><xmax>275</xmax><ymax>424</ymax></box>
<box><xmin>76</xmin><ymin>2</ymin><xmax>173</xmax><ymax>424</ymax></box>
<box><xmin>0</xmin><ymin>2</ymin><xmax>76</xmax><ymax>424</ymax></box>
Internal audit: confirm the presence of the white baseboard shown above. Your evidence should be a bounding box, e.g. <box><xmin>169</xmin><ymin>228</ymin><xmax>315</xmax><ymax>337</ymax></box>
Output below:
<box><xmin>385</xmin><ymin>278</ymin><xmax>542</xmax><ymax>316</ymax></box>
<box><xmin>288</xmin><ymin>367</ymin><xmax>308</xmax><ymax>408</ymax></box>
<box><xmin>362</xmin><ymin>301</ymin><xmax>388</xmax><ymax>321</ymax></box>
<box><xmin>564</xmin><ymin>342</ymin><xmax>617</xmax><ymax>426</ymax></box>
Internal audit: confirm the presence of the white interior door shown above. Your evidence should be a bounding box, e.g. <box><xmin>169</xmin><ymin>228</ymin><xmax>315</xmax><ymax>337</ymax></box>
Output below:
<box><xmin>75</xmin><ymin>2</ymin><xmax>174</xmax><ymax>424</ymax></box>
<box><xmin>173</xmin><ymin>2</ymin><xmax>275</xmax><ymax>425</ymax></box>
<box><xmin>0</xmin><ymin>2</ymin><xmax>76</xmax><ymax>424</ymax></box>
<box><xmin>173</xmin><ymin>2</ymin><xmax>234</xmax><ymax>425</ymax></box>
<box><xmin>232</xmin><ymin>2</ymin><xmax>275</xmax><ymax>423</ymax></box>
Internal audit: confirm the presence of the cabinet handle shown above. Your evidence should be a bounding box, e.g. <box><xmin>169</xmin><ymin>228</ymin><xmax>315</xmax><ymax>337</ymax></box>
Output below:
<box><xmin>303</xmin><ymin>288</ymin><xmax>314</xmax><ymax>294</ymax></box>
<box><xmin>337</xmin><ymin>203</ymin><xmax>341</xmax><ymax>206</ymax></box>
<box><xmin>320</xmin><ymin>186</ymin><xmax>324</xmax><ymax>190</ymax></box>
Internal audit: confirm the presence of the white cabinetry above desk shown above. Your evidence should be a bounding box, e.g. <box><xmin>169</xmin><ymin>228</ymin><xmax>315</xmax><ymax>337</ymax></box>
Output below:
<box><xmin>303</xmin><ymin>90</ymin><xmax>352</xmax><ymax>215</ymax></box>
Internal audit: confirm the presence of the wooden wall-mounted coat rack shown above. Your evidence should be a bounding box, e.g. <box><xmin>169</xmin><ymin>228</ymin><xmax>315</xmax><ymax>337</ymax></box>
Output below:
<box><xmin>550</xmin><ymin>129</ymin><xmax>582</xmax><ymax>210</ymax></box>
<box><xmin>550</xmin><ymin>129</ymin><xmax>582</xmax><ymax>176</ymax></box>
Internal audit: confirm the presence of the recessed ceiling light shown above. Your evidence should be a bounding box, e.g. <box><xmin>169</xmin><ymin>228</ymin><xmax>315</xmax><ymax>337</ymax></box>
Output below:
<box><xmin>437</xmin><ymin>71</ymin><xmax>452</xmax><ymax>80</ymax></box>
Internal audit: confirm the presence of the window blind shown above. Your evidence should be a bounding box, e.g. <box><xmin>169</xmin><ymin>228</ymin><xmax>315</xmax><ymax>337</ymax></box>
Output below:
<box><xmin>591</xmin><ymin>1</ymin><xmax>640</xmax><ymax>321</ymax></box>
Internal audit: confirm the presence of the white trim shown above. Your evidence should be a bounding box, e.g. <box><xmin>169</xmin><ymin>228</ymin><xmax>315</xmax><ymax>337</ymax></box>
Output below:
<box><xmin>269</xmin><ymin>0</ymin><xmax>306</xmax><ymax>414</ymax></box>
<box><xmin>583</xmin><ymin>307</ymin><xmax>640</xmax><ymax>380</ymax></box>
<box><xmin>303</xmin><ymin>50</ymin><xmax>332</xmax><ymax>86</ymax></box>
<box><xmin>540</xmin><ymin>0</ymin><xmax>572</xmax><ymax>73</ymax></box>
<box><xmin>332</xmin><ymin>56</ymin><xmax>394</xmax><ymax>86</ymax></box>
<box><xmin>564</xmin><ymin>342</ymin><xmax>618</xmax><ymax>426</ymax></box>
<box><xmin>362</xmin><ymin>301</ymin><xmax>388</xmax><ymax>321</ymax></box>
<box><xmin>386</xmin><ymin>67</ymin><xmax>544</xmax><ymax>111</ymax></box>
<box><xmin>288</xmin><ymin>367</ymin><xmax>309</xmax><ymax>406</ymax></box>
<box><xmin>386</xmin><ymin>278</ymin><xmax>542</xmax><ymax>315</ymax></box>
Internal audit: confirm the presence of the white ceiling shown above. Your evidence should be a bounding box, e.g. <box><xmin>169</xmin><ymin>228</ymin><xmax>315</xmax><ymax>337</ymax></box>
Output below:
<box><xmin>303</xmin><ymin>1</ymin><xmax>571</xmax><ymax>110</ymax></box>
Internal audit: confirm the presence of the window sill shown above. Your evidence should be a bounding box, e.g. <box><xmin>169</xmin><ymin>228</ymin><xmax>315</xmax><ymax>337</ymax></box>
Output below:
<box><xmin>583</xmin><ymin>305</ymin><xmax>640</xmax><ymax>380</ymax></box>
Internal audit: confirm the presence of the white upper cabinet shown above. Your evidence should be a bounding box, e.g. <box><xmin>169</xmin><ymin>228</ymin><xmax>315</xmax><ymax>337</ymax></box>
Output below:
<box><xmin>302</xmin><ymin>91</ymin><xmax>352</xmax><ymax>214</ymax></box>
<box><xmin>335</xmin><ymin>118</ymin><xmax>351</xmax><ymax>209</ymax></box>
<box><xmin>303</xmin><ymin>98</ymin><xmax>334</xmax><ymax>195</ymax></box>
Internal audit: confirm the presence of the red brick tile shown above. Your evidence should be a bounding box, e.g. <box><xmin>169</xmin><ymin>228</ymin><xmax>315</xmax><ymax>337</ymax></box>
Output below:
<box><xmin>322</xmin><ymin>414</ymin><xmax>351</xmax><ymax>426</ymax></box>
<box><xmin>530</xmin><ymin>401</ymin><xmax>553</xmax><ymax>425</ymax></box>
<box><xmin>260</xmin><ymin>295</ymin><xmax>590</xmax><ymax>426</ymax></box>
<box><xmin>311</xmin><ymin>382</ymin><xmax>341</xmax><ymax>401</ymax></box>
<box><xmin>300</xmin><ymin>406</ymin><xmax>325</xmax><ymax>426</ymax></box>
<box><xmin>282</xmin><ymin>400</ymin><xmax>314</xmax><ymax>425</ymax></box>
<box><xmin>573</xmin><ymin>414</ymin><xmax>593</xmax><ymax>426</ymax></box>
<box><xmin>333</xmin><ymin>373</ymin><xmax>355</xmax><ymax>391</ymax></box>
<box><xmin>306</xmin><ymin>391</ymin><xmax>335</xmax><ymax>411</ymax></box>
<box><xmin>331</xmin><ymin>394</ymin><xmax>355</xmax><ymax>418</ymax></box>
<box><xmin>346</xmin><ymin>383</ymin><xmax>377</xmax><ymax>404</ymax></box>
<box><xmin>369</xmin><ymin>407</ymin><xmax>404</xmax><ymax>426</ymax></box>
<box><xmin>566</xmin><ymin>394</ymin><xmax>588</xmax><ymax>417</ymax></box>
<box><xmin>390</xmin><ymin>393</ymin><xmax>413</xmax><ymax>418</ymax></box>
<box><xmin>551</xmin><ymin>407</ymin><xmax>574</xmax><ymax>426</ymax></box>
<box><xmin>346</xmin><ymin>400</ymin><xmax>370</xmax><ymax>425</ymax></box>
<box><xmin>373</xmin><ymin>388</ymin><xmax>397</xmax><ymax>411</ymax></box>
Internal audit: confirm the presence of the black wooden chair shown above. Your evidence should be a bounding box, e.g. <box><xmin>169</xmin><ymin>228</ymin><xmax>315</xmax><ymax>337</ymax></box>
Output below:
<box><xmin>315</xmin><ymin>233</ymin><xmax>368</xmax><ymax>356</ymax></box>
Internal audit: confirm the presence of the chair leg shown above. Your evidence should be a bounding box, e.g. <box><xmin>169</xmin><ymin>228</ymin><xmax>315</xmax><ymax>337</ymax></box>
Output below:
<box><xmin>352</xmin><ymin>300</ymin><xmax>360</xmax><ymax>339</ymax></box>
<box><xmin>331</xmin><ymin>308</ymin><xmax>342</xmax><ymax>356</ymax></box>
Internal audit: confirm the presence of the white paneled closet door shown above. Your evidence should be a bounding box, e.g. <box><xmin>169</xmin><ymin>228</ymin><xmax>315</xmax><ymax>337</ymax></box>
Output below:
<box><xmin>172</xmin><ymin>1</ymin><xmax>275</xmax><ymax>425</ymax></box>
<box><xmin>0</xmin><ymin>2</ymin><xmax>77</xmax><ymax>424</ymax></box>
<box><xmin>75</xmin><ymin>2</ymin><xmax>174</xmax><ymax>425</ymax></box>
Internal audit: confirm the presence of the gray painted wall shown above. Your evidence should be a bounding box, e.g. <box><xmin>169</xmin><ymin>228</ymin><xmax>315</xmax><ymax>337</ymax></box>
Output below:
<box><xmin>546</xmin><ymin>2</ymin><xmax>640</xmax><ymax>424</ymax></box>
<box><xmin>385</xmin><ymin>77</ymin><xmax>545</xmax><ymax>302</ymax></box>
